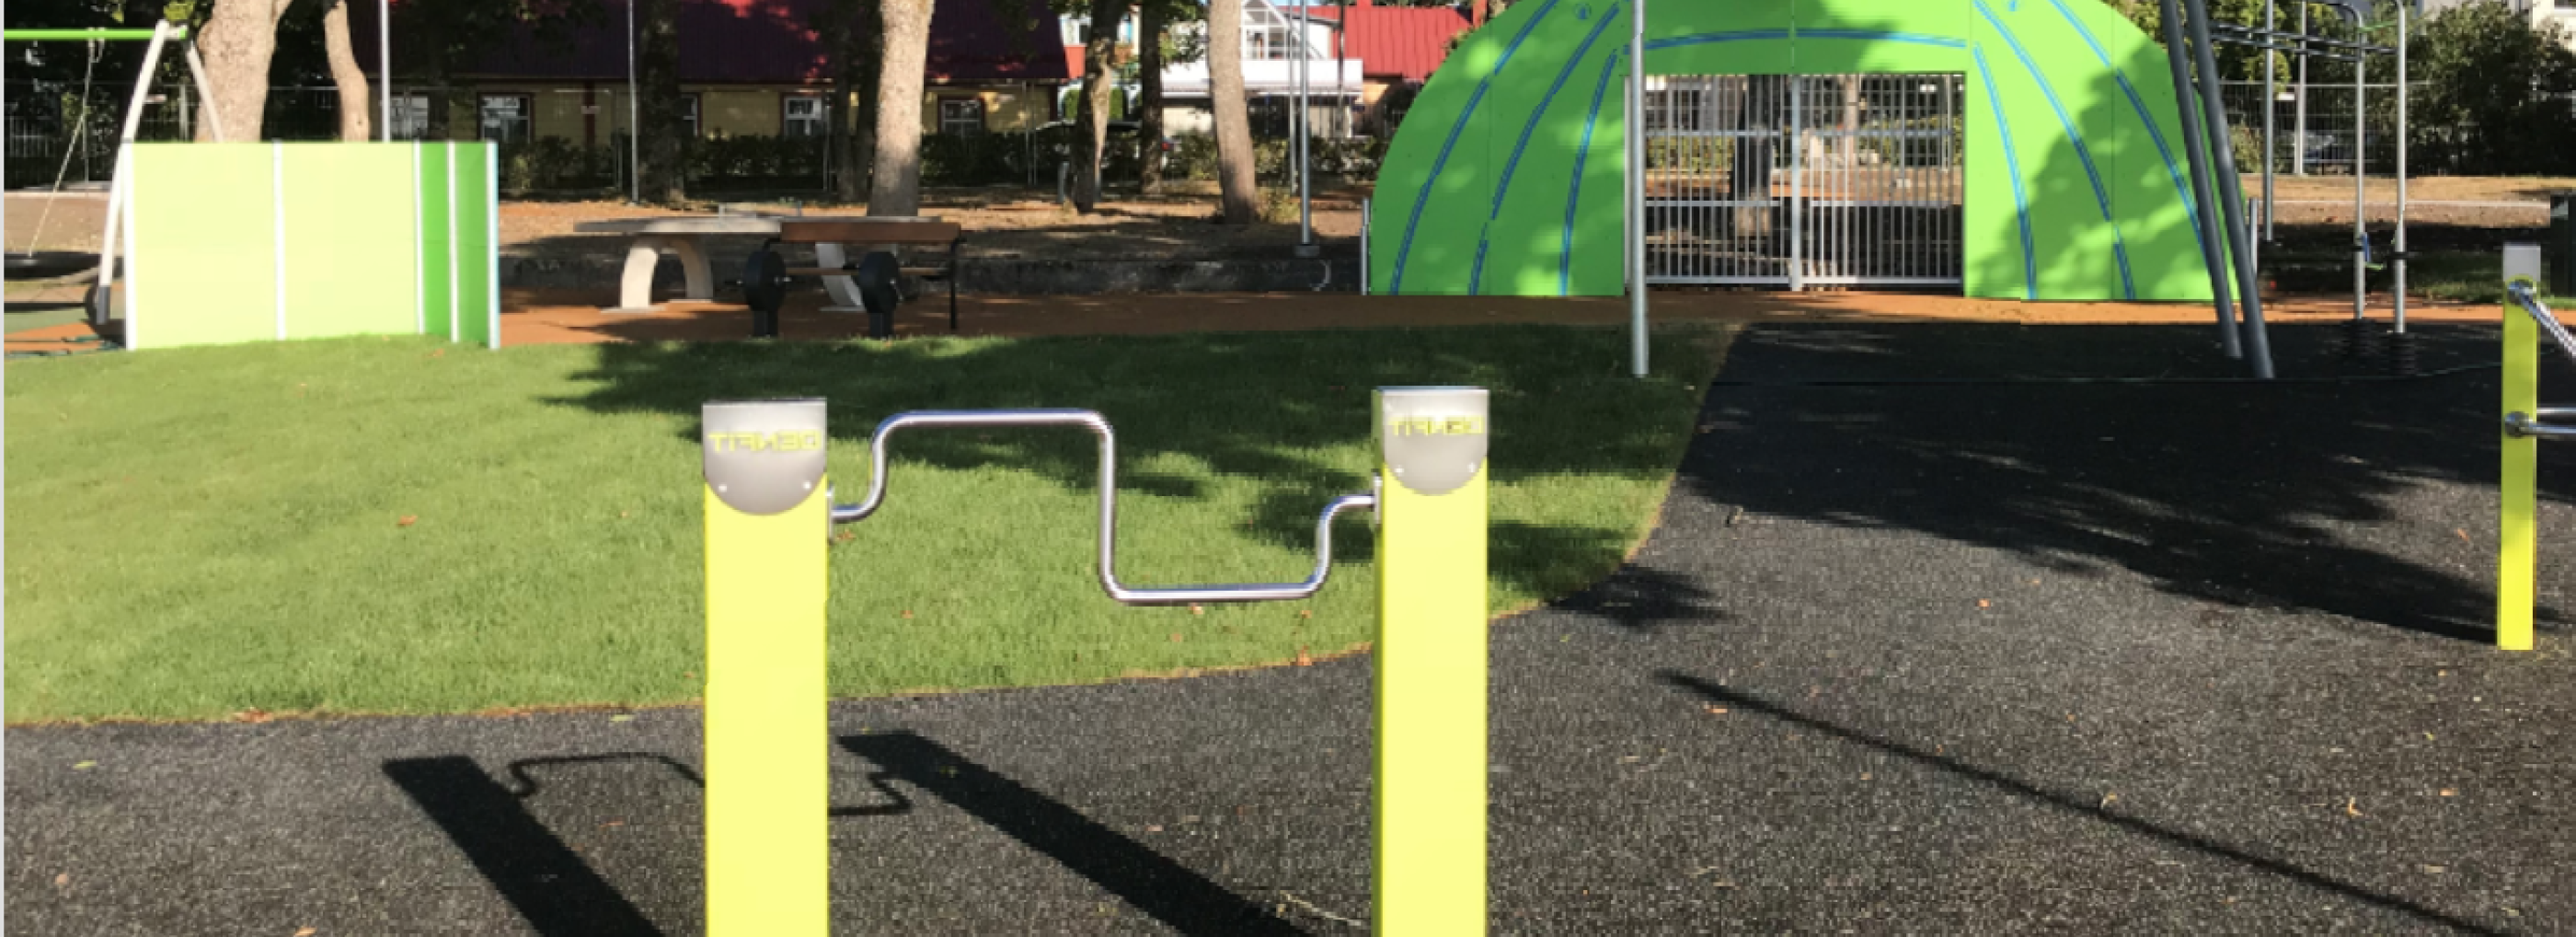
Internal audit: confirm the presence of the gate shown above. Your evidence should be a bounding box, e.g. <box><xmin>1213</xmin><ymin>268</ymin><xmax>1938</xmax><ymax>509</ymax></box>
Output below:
<box><xmin>1642</xmin><ymin>74</ymin><xmax>1964</xmax><ymax>289</ymax></box>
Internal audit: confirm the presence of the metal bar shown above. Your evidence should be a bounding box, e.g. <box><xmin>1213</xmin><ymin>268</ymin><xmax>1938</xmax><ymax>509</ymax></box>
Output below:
<box><xmin>92</xmin><ymin>21</ymin><xmax>174</xmax><ymax>326</ymax></box>
<box><xmin>2207</xmin><ymin>33</ymin><xmax>2358</xmax><ymax>62</ymax></box>
<box><xmin>1361</xmin><ymin>196</ymin><xmax>1372</xmax><ymax>295</ymax></box>
<box><xmin>1789</xmin><ymin>76</ymin><xmax>1804</xmax><ymax>292</ymax></box>
<box><xmin>2210</xmin><ymin>23</ymin><xmax>2391</xmax><ymax>55</ymax></box>
<box><xmin>2189</xmin><ymin>0</ymin><xmax>2276</xmax><ymax>377</ymax></box>
<box><xmin>2263</xmin><ymin>0</ymin><xmax>2276</xmax><ymax>249</ymax></box>
<box><xmin>827</xmin><ymin>410</ymin><xmax>1374</xmax><ymax>606</ymax></box>
<box><xmin>2161</xmin><ymin>0</ymin><xmax>2244</xmax><ymax>359</ymax></box>
<box><xmin>2394</xmin><ymin>0</ymin><xmax>2409</xmax><ymax>334</ymax></box>
<box><xmin>379</xmin><ymin>0</ymin><xmax>392</xmax><ymax>141</ymax></box>
<box><xmin>1628</xmin><ymin>0</ymin><xmax>1648</xmax><ymax>377</ymax></box>
<box><xmin>2354</xmin><ymin>34</ymin><xmax>2367</xmax><ymax>321</ymax></box>
<box><xmin>2294</xmin><ymin>3</ymin><xmax>2309</xmax><ymax>177</ymax></box>
<box><xmin>2507</xmin><ymin>283</ymin><xmax>2576</xmax><ymax>370</ymax></box>
<box><xmin>3</xmin><ymin>27</ymin><xmax>182</xmax><ymax>40</ymax></box>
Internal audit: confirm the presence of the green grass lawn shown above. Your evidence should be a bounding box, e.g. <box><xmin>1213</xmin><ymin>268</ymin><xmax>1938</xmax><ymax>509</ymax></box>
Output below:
<box><xmin>6</xmin><ymin>325</ymin><xmax>1723</xmax><ymax>723</ymax></box>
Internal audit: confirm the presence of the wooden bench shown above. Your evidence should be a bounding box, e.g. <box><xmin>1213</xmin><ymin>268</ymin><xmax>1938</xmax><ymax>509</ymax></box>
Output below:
<box><xmin>776</xmin><ymin>220</ymin><xmax>965</xmax><ymax>331</ymax></box>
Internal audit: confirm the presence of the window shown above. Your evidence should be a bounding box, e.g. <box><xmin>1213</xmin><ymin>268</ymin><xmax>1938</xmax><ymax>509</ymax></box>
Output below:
<box><xmin>1245</xmin><ymin>3</ymin><xmax>1306</xmax><ymax>61</ymax></box>
<box><xmin>478</xmin><ymin>94</ymin><xmax>532</xmax><ymax>144</ymax></box>
<box><xmin>782</xmin><ymin>95</ymin><xmax>827</xmax><ymax>137</ymax></box>
<box><xmin>389</xmin><ymin>94</ymin><xmax>431</xmax><ymax>139</ymax></box>
<box><xmin>938</xmin><ymin>98</ymin><xmax>986</xmax><ymax>135</ymax></box>
<box><xmin>681</xmin><ymin>94</ymin><xmax>701</xmax><ymax>138</ymax></box>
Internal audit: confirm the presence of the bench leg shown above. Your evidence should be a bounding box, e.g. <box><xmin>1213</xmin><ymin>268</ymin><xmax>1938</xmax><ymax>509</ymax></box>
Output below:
<box><xmin>813</xmin><ymin>242</ymin><xmax>863</xmax><ymax>309</ymax></box>
<box><xmin>672</xmin><ymin>237</ymin><xmax>715</xmax><ymax>301</ymax></box>
<box><xmin>607</xmin><ymin>236</ymin><xmax>666</xmax><ymax>314</ymax></box>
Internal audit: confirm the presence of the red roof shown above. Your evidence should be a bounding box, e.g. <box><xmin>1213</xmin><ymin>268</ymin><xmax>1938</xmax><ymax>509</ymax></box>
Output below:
<box><xmin>1337</xmin><ymin>5</ymin><xmax>1471</xmax><ymax>83</ymax></box>
<box><xmin>357</xmin><ymin>0</ymin><xmax>1069</xmax><ymax>85</ymax></box>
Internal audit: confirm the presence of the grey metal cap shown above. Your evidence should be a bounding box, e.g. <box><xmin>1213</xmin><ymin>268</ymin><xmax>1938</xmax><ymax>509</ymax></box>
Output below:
<box><xmin>702</xmin><ymin>399</ymin><xmax>828</xmax><ymax>515</ymax></box>
<box><xmin>1377</xmin><ymin>387</ymin><xmax>1489</xmax><ymax>496</ymax></box>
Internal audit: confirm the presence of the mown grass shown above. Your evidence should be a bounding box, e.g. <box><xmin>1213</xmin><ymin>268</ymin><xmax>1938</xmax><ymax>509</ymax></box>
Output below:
<box><xmin>5</xmin><ymin>325</ymin><xmax>1723</xmax><ymax>723</ymax></box>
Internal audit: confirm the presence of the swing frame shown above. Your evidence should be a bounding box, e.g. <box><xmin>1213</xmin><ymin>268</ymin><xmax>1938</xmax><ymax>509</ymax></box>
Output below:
<box><xmin>4</xmin><ymin>22</ymin><xmax>226</xmax><ymax>324</ymax></box>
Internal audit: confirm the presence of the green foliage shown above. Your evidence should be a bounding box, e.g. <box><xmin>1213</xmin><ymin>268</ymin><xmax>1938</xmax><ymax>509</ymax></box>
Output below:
<box><xmin>2394</xmin><ymin>0</ymin><xmax>2576</xmax><ymax>175</ymax></box>
<box><xmin>1166</xmin><ymin>132</ymin><xmax>1386</xmax><ymax>183</ymax></box>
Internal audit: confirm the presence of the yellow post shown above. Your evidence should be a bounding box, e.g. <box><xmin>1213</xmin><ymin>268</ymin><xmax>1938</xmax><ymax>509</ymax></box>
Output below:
<box><xmin>1374</xmin><ymin>387</ymin><xmax>1489</xmax><ymax>935</ymax></box>
<box><xmin>701</xmin><ymin>399</ymin><xmax>832</xmax><ymax>934</ymax></box>
<box><xmin>2501</xmin><ymin>264</ymin><xmax>2541</xmax><ymax>652</ymax></box>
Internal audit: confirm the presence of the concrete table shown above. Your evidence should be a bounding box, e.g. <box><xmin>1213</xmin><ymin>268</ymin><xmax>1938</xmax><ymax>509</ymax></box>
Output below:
<box><xmin>573</xmin><ymin>214</ymin><xmax>942</xmax><ymax>313</ymax></box>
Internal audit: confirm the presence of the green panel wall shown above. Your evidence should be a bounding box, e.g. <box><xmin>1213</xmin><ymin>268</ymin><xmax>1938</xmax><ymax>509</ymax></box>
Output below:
<box><xmin>452</xmin><ymin>143</ymin><xmax>497</xmax><ymax>348</ymax></box>
<box><xmin>129</xmin><ymin>144</ymin><xmax>278</xmax><ymax>349</ymax></box>
<box><xmin>1370</xmin><ymin>0</ymin><xmax>2219</xmax><ymax>303</ymax></box>
<box><xmin>418</xmin><ymin>144</ymin><xmax>454</xmax><ymax>340</ymax></box>
<box><xmin>282</xmin><ymin>144</ymin><xmax>421</xmax><ymax>339</ymax></box>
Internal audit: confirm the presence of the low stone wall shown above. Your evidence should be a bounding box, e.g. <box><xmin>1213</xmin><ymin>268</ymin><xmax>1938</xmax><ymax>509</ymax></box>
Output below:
<box><xmin>501</xmin><ymin>254</ymin><xmax>1363</xmax><ymax>295</ymax></box>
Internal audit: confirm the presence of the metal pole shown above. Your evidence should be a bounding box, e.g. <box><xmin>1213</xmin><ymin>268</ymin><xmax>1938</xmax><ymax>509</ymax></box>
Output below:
<box><xmin>1299</xmin><ymin>0</ymin><xmax>1314</xmax><ymax>250</ymax></box>
<box><xmin>2353</xmin><ymin>24</ymin><xmax>2367</xmax><ymax>322</ymax></box>
<box><xmin>2394</xmin><ymin>0</ymin><xmax>2409</xmax><ymax>335</ymax></box>
<box><xmin>2295</xmin><ymin>3</ymin><xmax>2308</xmax><ymax>177</ymax></box>
<box><xmin>1361</xmin><ymin>196</ymin><xmax>1372</xmax><ymax>295</ymax></box>
<box><xmin>1628</xmin><ymin>0</ymin><xmax>1648</xmax><ymax>377</ymax></box>
<box><xmin>2160</xmin><ymin>0</ymin><xmax>2244</xmax><ymax>360</ymax></box>
<box><xmin>2187</xmin><ymin>0</ymin><xmax>2275</xmax><ymax>376</ymax></box>
<box><xmin>2261</xmin><ymin>0</ymin><xmax>2276</xmax><ymax>249</ymax></box>
<box><xmin>92</xmin><ymin>21</ymin><xmax>175</xmax><ymax>326</ymax></box>
<box><xmin>379</xmin><ymin>0</ymin><xmax>392</xmax><ymax>141</ymax></box>
<box><xmin>628</xmin><ymin>0</ymin><xmax>640</xmax><ymax>203</ymax></box>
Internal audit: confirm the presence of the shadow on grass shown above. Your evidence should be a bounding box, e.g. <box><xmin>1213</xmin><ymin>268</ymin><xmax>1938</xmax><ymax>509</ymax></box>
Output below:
<box><xmin>550</xmin><ymin>326</ymin><xmax>1712</xmax><ymax>601</ymax></box>
<box><xmin>1696</xmin><ymin>322</ymin><xmax>2576</xmax><ymax>643</ymax></box>
<box><xmin>1658</xmin><ymin>672</ymin><xmax>2506</xmax><ymax>935</ymax></box>
<box><xmin>384</xmin><ymin>735</ymin><xmax>1298</xmax><ymax>937</ymax></box>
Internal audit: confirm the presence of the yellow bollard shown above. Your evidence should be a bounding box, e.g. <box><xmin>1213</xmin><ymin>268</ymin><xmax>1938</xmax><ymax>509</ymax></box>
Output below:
<box><xmin>2500</xmin><ymin>268</ymin><xmax>2540</xmax><ymax>653</ymax></box>
<box><xmin>701</xmin><ymin>399</ymin><xmax>832</xmax><ymax>935</ymax></box>
<box><xmin>1374</xmin><ymin>388</ymin><xmax>1490</xmax><ymax>935</ymax></box>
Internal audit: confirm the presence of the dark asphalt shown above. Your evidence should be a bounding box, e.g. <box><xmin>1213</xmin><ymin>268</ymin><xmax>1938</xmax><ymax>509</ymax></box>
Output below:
<box><xmin>10</xmin><ymin>322</ymin><xmax>2576</xmax><ymax>936</ymax></box>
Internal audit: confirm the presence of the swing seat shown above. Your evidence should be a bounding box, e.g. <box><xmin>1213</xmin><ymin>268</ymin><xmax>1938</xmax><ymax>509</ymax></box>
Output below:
<box><xmin>5</xmin><ymin>251</ymin><xmax>100</xmax><ymax>282</ymax></box>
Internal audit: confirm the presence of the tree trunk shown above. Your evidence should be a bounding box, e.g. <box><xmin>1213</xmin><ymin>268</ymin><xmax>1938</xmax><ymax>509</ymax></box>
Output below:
<box><xmin>322</xmin><ymin>0</ymin><xmax>373</xmax><ymax>141</ymax></box>
<box><xmin>869</xmin><ymin>0</ymin><xmax>934</xmax><ymax>216</ymax></box>
<box><xmin>1208</xmin><ymin>0</ymin><xmax>1260</xmax><ymax>224</ymax></box>
<box><xmin>1073</xmin><ymin>0</ymin><xmax>1122</xmax><ymax>213</ymax></box>
<box><xmin>194</xmin><ymin>0</ymin><xmax>292</xmax><ymax>141</ymax></box>
<box><xmin>1137</xmin><ymin>2</ymin><xmax>1167</xmax><ymax>192</ymax></box>
<box><xmin>826</xmin><ymin>0</ymin><xmax>881</xmax><ymax>202</ymax></box>
<box><xmin>637</xmin><ymin>0</ymin><xmax>688</xmax><ymax>203</ymax></box>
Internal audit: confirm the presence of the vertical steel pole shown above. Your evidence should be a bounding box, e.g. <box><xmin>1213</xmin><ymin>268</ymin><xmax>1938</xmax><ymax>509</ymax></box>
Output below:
<box><xmin>380</xmin><ymin>0</ymin><xmax>393</xmax><ymax>141</ymax></box>
<box><xmin>2187</xmin><ymin>0</ymin><xmax>2275</xmax><ymax>377</ymax></box>
<box><xmin>1299</xmin><ymin>0</ymin><xmax>1314</xmax><ymax>249</ymax></box>
<box><xmin>1361</xmin><ymin>196</ymin><xmax>1372</xmax><ymax>295</ymax></box>
<box><xmin>2159</xmin><ymin>0</ymin><xmax>2242</xmax><ymax>359</ymax></box>
<box><xmin>700</xmin><ymin>399</ymin><xmax>832</xmax><ymax>935</ymax></box>
<box><xmin>628</xmin><ymin>0</ymin><xmax>640</xmax><ymax>203</ymax></box>
<box><xmin>2261</xmin><ymin>0</ymin><xmax>2276</xmax><ymax>250</ymax></box>
<box><xmin>2353</xmin><ymin>33</ymin><xmax>2367</xmax><ymax>322</ymax></box>
<box><xmin>1373</xmin><ymin>387</ymin><xmax>1490</xmax><ymax>933</ymax></box>
<box><xmin>1627</xmin><ymin>0</ymin><xmax>1648</xmax><ymax>377</ymax></box>
<box><xmin>2394</xmin><ymin>1</ymin><xmax>2409</xmax><ymax>334</ymax></box>
<box><xmin>2294</xmin><ymin>3</ymin><xmax>2308</xmax><ymax>177</ymax></box>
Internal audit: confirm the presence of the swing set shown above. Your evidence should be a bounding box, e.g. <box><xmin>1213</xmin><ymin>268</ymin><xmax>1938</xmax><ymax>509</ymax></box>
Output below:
<box><xmin>4</xmin><ymin>20</ymin><xmax>224</xmax><ymax>328</ymax></box>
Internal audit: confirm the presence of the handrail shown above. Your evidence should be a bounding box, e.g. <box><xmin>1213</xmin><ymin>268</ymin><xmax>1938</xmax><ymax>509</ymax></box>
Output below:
<box><xmin>829</xmin><ymin>409</ymin><xmax>1376</xmax><ymax>606</ymax></box>
<box><xmin>2506</xmin><ymin>282</ymin><xmax>2576</xmax><ymax>370</ymax></box>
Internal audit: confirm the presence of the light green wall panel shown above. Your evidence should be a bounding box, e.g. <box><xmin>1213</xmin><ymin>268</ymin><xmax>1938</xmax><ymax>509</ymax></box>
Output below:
<box><xmin>418</xmin><ymin>144</ymin><xmax>454</xmax><ymax>339</ymax></box>
<box><xmin>282</xmin><ymin>144</ymin><xmax>420</xmax><ymax>339</ymax></box>
<box><xmin>129</xmin><ymin>144</ymin><xmax>278</xmax><ymax>349</ymax></box>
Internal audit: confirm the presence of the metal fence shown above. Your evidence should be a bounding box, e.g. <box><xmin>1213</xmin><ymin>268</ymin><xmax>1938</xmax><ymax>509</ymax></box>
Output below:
<box><xmin>2216</xmin><ymin>80</ymin><xmax>2425</xmax><ymax>179</ymax></box>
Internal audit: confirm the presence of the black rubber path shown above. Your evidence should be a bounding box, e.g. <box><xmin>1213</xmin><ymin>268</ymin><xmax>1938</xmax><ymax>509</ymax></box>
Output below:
<box><xmin>10</xmin><ymin>323</ymin><xmax>2576</xmax><ymax>935</ymax></box>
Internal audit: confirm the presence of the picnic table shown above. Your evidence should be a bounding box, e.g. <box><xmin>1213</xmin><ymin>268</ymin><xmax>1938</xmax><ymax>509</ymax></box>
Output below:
<box><xmin>571</xmin><ymin>214</ymin><xmax>947</xmax><ymax>313</ymax></box>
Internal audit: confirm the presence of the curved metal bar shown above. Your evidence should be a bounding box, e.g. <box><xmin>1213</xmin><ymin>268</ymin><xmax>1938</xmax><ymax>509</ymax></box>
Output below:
<box><xmin>828</xmin><ymin>409</ymin><xmax>1376</xmax><ymax>606</ymax></box>
<box><xmin>2507</xmin><ymin>283</ymin><xmax>2576</xmax><ymax>371</ymax></box>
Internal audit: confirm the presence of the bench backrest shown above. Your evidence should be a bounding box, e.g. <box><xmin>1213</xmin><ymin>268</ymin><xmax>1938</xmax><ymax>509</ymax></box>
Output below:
<box><xmin>776</xmin><ymin>220</ymin><xmax>962</xmax><ymax>245</ymax></box>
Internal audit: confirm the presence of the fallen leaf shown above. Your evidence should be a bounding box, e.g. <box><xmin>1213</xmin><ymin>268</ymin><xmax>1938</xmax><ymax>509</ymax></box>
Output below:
<box><xmin>235</xmin><ymin>709</ymin><xmax>272</xmax><ymax>723</ymax></box>
<box><xmin>2440</xmin><ymin>788</ymin><xmax>2457</xmax><ymax>797</ymax></box>
<box><xmin>683</xmin><ymin>671</ymin><xmax>696</xmax><ymax>679</ymax></box>
<box><xmin>1170</xmin><ymin>632</ymin><xmax>1185</xmax><ymax>642</ymax></box>
<box><xmin>1294</xmin><ymin>646</ymin><xmax>1314</xmax><ymax>666</ymax></box>
<box><xmin>2345</xmin><ymin>797</ymin><xmax>2364</xmax><ymax>817</ymax></box>
<box><xmin>1297</xmin><ymin>609</ymin><xmax>1312</xmax><ymax>619</ymax></box>
<box><xmin>397</xmin><ymin>515</ymin><xmax>418</xmax><ymax>527</ymax></box>
<box><xmin>295</xmin><ymin>929</ymin><xmax>317</xmax><ymax>937</ymax></box>
<box><xmin>72</xmin><ymin>761</ymin><xmax>95</xmax><ymax>770</ymax></box>
<box><xmin>2455</xmin><ymin>528</ymin><xmax>2472</xmax><ymax>543</ymax></box>
<box><xmin>2100</xmin><ymin>792</ymin><xmax>2119</xmax><ymax>809</ymax></box>
<box><xmin>2421</xmin><ymin>864</ymin><xmax>2447</xmax><ymax>874</ymax></box>
<box><xmin>431</xmin><ymin>349</ymin><xmax>446</xmax><ymax>358</ymax></box>
<box><xmin>1977</xmin><ymin>599</ymin><xmax>1992</xmax><ymax>608</ymax></box>
<box><xmin>54</xmin><ymin>873</ymin><xmax>69</xmax><ymax>886</ymax></box>
<box><xmin>1190</xmin><ymin>604</ymin><xmax>1205</xmax><ymax>616</ymax></box>
<box><xmin>1703</xmin><ymin>705</ymin><xmax>1728</xmax><ymax>715</ymax></box>
<box><xmin>609</xmin><ymin>713</ymin><xmax>635</xmax><ymax>723</ymax></box>
<box><xmin>900</xmin><ymin>610</ymin><xmax>914</xmax><ymax>619</ymax></box>
<box><xmin>1144</xmin><ymin>824</ymin><xmax>1163</xmax><ymax>833</ymax></box>
<box><xmin>618</xmin><ymin>511</ymin><xmax>631</xmax><ymax>518</ymax></box>
<box><xmin>603</xmin><ymin>820</ymin><xmax>626</xmax><ymax>827</ymax></box>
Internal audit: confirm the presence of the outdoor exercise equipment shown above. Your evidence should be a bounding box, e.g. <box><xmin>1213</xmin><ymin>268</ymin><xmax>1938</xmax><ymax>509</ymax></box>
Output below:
<box><xmin>701</xmin><ymin>388</ymin><xmax>1492</xmax><ymax>934</ymax></box>
<box><xmin>2499</xmin><ymin>246</ymin><xmax>2573</xmax><ymax>653</ymax></box>
<box><xmin>0</xmin><ymin>23</ymin><xmax>224</xmax><ymax>321</ymax></box>
<box><xmin>2203</xmin><ymin>1</ymin><xmax>2417</xmax><ymax>373</ymax></box>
